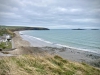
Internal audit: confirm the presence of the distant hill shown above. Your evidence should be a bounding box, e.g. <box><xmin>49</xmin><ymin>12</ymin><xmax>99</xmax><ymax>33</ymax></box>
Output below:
<box><xmin>72</xmin><ymin>28</ymin><xmax>86</xmax><ymax>30</ymax></box>
<box><xmin>0</xmin><ymin>25</ymin><xmax>49</xmax><ymax>31</ymax></box>
<box><xmin>91</xmin><ymin>29</ymin><xmax>99</xmax><ymax>30</ymax></box>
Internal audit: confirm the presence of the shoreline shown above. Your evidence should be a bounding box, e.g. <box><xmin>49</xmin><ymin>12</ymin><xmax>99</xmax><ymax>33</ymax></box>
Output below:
<box><xmin>19</xmin><ymin>31</ymin><xmax>100</xmax><ymax>64</ymax></box>
<box><xmin>1</xmin><ymin>31</ymin><xmax>100</xmax><ymax>67</ymax></box>
<box><xmin>20</xmin><ymin>31</ymin><xmax>100</xmax><ymax>54</ymax></box>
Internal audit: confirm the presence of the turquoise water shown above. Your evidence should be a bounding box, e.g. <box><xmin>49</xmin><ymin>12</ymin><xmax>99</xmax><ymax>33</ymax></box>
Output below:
<box><xmin>21</xmin><ymin>29</ymin><xmax>100</xmax><ymax>53</ymax></box>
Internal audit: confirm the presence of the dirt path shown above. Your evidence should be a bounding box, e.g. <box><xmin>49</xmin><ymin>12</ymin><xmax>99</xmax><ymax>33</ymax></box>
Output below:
<box><xmin>8</xmin><ymin>31</ymin><xmax>32</xmax><ymax>55</ymax></box>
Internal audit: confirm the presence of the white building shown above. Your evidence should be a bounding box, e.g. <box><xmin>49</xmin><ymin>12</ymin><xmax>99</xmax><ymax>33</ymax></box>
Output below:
<box><xmin>3</xmin><ymin>34</ymin><xmax>10</xmax><ymax>39</ymax></box>
<box><xmin>0</xmin><ymin>34</ymin><xmax>11</xmax><ymax>43</ymax></box>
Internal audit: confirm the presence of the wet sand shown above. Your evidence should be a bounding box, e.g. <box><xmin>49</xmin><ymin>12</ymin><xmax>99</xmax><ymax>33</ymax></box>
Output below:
<box><xmin>19</xmin><ymin>31</ymin><xmax>100</xmax><ymax>64</ymax></box>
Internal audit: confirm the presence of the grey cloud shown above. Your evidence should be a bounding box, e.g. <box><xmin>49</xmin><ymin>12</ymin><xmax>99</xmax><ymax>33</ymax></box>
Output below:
<box><xmin>0</xmin><ymin>0</ymin><xmax>100</xmax><ymax>29</ymax></box>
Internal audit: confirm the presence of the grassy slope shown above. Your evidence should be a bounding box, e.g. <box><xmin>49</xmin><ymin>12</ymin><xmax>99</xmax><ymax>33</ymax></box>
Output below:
<box><xmin>0</xmin><ymin>55</ymin><xmax>100</xmax><ymax>75</ymax></box>
<box><xmin>0</xmin><ymin>42</ymin><xmax>12</xmax><ymax>49</ymax></box>
<box><xmin>0</xmin><ymin>27</ymin><xmax>14</xmax><ymax>36</ymax></box>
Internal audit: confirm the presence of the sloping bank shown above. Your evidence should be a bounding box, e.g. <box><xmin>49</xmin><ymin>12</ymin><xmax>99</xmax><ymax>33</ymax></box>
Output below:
<box><xmin>0</xmin><ymin>55</ymin><xmax>100</xmax><ymax>75</ymax></box>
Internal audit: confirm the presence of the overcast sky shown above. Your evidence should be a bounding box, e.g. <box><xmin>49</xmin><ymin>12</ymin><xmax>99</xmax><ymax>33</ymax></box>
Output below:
<box><xmin>0</xmin><ymin>0</ymin><xmax>100</xmax><ymax>29</ymax></box>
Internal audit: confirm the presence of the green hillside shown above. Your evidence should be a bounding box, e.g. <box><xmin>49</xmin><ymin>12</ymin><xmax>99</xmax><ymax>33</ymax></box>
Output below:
<box><xmin>0</xmin><ymin>25</ymin><xmax>49</xmax><ymax>31</ymax></box>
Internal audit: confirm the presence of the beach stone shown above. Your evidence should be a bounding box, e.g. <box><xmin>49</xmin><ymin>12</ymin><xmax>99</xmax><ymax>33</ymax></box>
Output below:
<box><xmin>0</xmin><ymin>48</ymin><xmax>2</xmax><ymax>51</ymax></box>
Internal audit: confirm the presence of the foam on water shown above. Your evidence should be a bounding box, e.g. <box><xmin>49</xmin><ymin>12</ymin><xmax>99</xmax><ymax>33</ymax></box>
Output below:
<box><xmin>26</xmin><ymin>35</ymin><xmax>53</xmax><ymax>44</ymax></box>
<box><xmin>20</xmin><ymin>30</ymin><xmax>100</xmax><ymax>54</ymax></box>
<box><xmin>20</xmin><ymin>33</ymin><xmax>98</xmax><ymax>54</ymax></box>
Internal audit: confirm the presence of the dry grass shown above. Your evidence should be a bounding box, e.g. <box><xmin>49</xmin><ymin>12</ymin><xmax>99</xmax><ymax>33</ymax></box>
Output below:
<box><xmin>0</xmin><ymin>54</ymin><xmax>100</xmax><ymax>75</ymax></box>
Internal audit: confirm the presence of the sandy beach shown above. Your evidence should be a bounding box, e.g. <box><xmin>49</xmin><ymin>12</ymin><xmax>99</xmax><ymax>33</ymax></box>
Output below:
<box><xmin>1</xmin><ymin>31</ymin><xmax>100</xmax><ymax>67</ymax></box>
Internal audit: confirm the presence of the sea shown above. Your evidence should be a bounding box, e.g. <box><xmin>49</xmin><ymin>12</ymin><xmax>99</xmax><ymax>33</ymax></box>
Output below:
<box><xmin>20</xmin><ymin>29</ymin><xmax>100</xmax><ymax>54</ymax></box>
